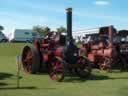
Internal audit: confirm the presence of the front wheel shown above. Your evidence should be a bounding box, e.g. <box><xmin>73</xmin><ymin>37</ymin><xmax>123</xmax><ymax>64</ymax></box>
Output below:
<box><xmin>75</xmin><ymin>56</ymin><xmax>92</xmax><ymax>78</ymax></box>
<box><xmin>99</xmin><ymin>57</ymin><xmax>111</xmax><ymax>71</ymax></box>
<box><xmin>48</xmin><ymin>57</ymin><xmax>65</xmax><ymax>82</ymax></box>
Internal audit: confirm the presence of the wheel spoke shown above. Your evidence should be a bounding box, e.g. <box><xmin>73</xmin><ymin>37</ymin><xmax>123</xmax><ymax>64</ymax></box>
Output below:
<box><xmin>27</xmin><ymin>63</ymin><xmax>32</xmax><ymax>71</ymax></box>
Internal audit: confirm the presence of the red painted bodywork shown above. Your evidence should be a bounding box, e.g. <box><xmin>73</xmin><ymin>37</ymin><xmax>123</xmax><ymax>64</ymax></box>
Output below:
<box><xmin>33</xmin><ymin>33</ymin><xmax>64</xmax><ymax>63</ymax></box>
<box><xmin>54</xmin><ymin>47</ymin><xmax>63</xmax><ymax>57</ymax></box>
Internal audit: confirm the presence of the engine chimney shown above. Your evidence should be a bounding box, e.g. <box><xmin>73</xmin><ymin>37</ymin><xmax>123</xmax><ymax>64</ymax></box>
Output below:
<box><xmin>66</xmin><ymin>8</ymin><xmax>73</xmax><ymax>41</ymax></box>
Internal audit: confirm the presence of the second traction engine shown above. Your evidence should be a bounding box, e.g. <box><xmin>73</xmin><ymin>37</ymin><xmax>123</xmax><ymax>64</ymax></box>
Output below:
<box><xmin>79</xmin><ymin>26</ymin><xmax>117</xmax><ymax>71</ymax></box>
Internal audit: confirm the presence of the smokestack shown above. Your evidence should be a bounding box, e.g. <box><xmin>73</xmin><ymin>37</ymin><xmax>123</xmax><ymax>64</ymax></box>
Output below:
<box><xmin>66</xmin><ymin>8</ymin><xmax>73</xmax><ymax>41</ymax></box>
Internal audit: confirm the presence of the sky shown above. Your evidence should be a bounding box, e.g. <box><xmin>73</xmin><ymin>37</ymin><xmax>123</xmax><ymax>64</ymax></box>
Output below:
<box><xmin>1</xmin><ymin>0</ymin><xmax>128</xmax><ymax>35</ymax></box>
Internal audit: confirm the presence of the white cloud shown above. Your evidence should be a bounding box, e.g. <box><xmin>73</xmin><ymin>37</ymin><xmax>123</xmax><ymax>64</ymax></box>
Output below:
<box><xmin>95</xmin><ymin>1</ymin><xmax>110</xmax><ymax>6</ymax></box>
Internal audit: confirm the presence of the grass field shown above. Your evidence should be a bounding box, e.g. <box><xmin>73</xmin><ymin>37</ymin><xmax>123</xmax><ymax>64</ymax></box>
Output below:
<box><xmin>0</xmin><ymin>43</ymin><xmax>128</xmax><ymax>96</ymax></box>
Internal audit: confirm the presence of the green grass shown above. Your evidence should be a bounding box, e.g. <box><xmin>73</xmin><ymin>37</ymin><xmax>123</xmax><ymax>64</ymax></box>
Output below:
<box><xmin>0</xmin><ymin>43</ymin><xmax>128</xmax><ymax>96</ymax></box>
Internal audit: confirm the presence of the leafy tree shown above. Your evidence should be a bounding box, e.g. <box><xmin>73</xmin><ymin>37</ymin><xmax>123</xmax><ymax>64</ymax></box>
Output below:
<box><xmin>56</xmin><ymin>26</ymin><xmax>66</xmax><ymax>33</ymax></box>
<box><xmin>0</xmin><ymin>25</ymin><xmax>4</xmax><ymax>31</ymax></box>
<box><xmin>33</xmin><ymin>25</ymin><xmax>50</xmax><ymax>36</ymax></box>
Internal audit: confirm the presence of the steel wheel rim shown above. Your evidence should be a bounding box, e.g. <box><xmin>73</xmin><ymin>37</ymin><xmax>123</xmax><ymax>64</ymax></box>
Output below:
<box><xmin>49</xmin><ymin>57</ymin><xmax>64</xmax><ymax>81</ymax></box>
<box><xmin>76</xmin><ymin>57</ymin><xmax>91</xmax><ymax>78</ymax></box>
<box><xmin>100</xmin><ymin>57</ymin><xmax>111</xmax><ymax>70</ymax></box>
<box><xmin>22</xmin><ymin>47</ymin><xmax>33</xmax><ymax>73</ymax></box>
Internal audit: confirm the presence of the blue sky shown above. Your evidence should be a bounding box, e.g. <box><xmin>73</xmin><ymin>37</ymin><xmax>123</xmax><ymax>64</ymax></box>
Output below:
<box><xmin>1</xmin><ymin>0</ymin><xmax>128</xmax><ymax>34</ymax></box>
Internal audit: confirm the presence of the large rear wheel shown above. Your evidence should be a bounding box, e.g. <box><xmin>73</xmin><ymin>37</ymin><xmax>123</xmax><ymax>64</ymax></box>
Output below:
<box><xmin>22</xmin><ymin>45</ymin><xmax>40</xmax><ymax>74</ymax></box>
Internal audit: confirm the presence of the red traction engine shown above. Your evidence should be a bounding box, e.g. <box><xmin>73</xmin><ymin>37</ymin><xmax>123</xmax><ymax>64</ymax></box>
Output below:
<box><xmin>79</xmin><ymin>26</ymin><xmax>117</xmax><ymax>71</ymax></box>
<box><xmin>21</xmin><ymin>8</ymin><xmax>91</xmax><ymax>81</ymax></box>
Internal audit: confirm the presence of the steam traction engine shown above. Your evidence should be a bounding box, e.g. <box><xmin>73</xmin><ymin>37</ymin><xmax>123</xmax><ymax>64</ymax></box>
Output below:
<box><xmin>79</xmin><ymin>26</ymin><xmax>117</xmax><ymax>71</ymax></box>
<box><xmin>113</xmin><ymin>30</ymin><xmax>128</xmax><ymax>71</ymax></box>
<box><xmin>21</xmin><ymin>8</ymin><xmax>91</xmax><ymax>81</ymax></box>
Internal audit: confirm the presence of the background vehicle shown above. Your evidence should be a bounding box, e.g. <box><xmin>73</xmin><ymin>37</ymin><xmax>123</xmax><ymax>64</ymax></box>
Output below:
<box><xmin>113</xmin><ymin>30</ymin><xmax>128</xmax><ymax>71</ymax></box>
<box><xmin>9</xmin><ymin>29</ymin><xmax>39</xmax><ymax>43</ymax></box>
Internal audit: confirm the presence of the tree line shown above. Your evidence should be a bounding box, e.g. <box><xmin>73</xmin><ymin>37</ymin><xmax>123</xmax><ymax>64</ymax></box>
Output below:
<box><xmin>0</xmin><ymin>25</ymin><xmax>4</xmax><ymax>32</ymax></box>
<box><xmin>0</xmin><ymin>25</ymin><xmax>66</xmax><ymax>36</ymax></box>
<box><xmin>33</xmin><ymin>25</ymin><xmax>66</xmax><ymax>36</ymax></box>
